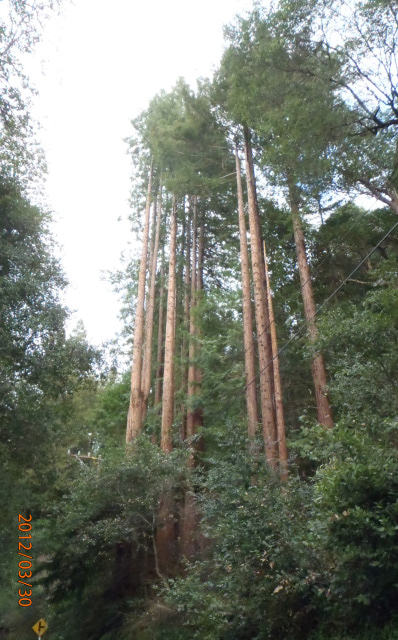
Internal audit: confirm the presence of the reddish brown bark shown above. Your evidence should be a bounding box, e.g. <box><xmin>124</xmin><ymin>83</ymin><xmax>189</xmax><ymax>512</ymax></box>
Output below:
<box><xmin>197</xmin><ymin>220</ymin><xmax>204</xmax><ymax>294</ymax></box>
<box><xmin>288</xmin><ymin>183</ymin><xmax>333</xmax><ymax>429</ymax></box>
<box><xmin>181</xmin><ymin>202</ymin><xmax>191</xmax><ymax>441</ymax></box>
<box><xmin>263</xmin><ymin>241</ymin><xmax>288</xmax><ymax>479</ymax></box>
<box><xmin>142</xmin><ymin>187</ymin><xmax>162</xmax><ymax>423</ymax></box>
<box><xmin>181</xmin><ymin>203</ymin><xmax>203</xmax><ymax>555</ymax></box>
<box><xmin>147</xmin><ymin>196</ymin><xmax>157</xmax><ymax>282</ymax></box>
<box><xmin>154</xmin><ymin>254</ymin><xmax>165</xmax><ymax>408</ymax></box>
<box><xmin>161</xmin><ymin>196</ymin><xmax>177</xmax><ymax>452</ymax></box>
<box><xmin>235</xmin><ymin>146</ymin><xmax>259</xmax><ymax>440</ymax></box>
<box><xmin>244</xmin><ymin>127</ymin><xmax>278</xmax><ymax>466</ymax></box>
<box><xmin>194</xmin><ymin>220</ymin><xmax>204</xmax><ymax>421</ymax></box>
<box><xmin>186</xmin><ymin>196</ymin><xmax>202</xmax><ymax>439</ymax></box>
<box><xmin>126</xmin><ymin>160</ymin><xmax>153</xmax><ymax>444</ymax></box>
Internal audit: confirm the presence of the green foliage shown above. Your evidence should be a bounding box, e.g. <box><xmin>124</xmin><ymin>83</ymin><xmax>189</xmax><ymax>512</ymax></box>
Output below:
<box><xmin>218</xmin><ymin>11</ymin><xmax>344</xmax><ymax>196</ymax></box>
<box><xmin>129</xmin><ymin>79</ymin><xmax>234</xmax><ymax>197</ymax></box>
<box><xmin>90</xmin><ymin>373</ymin><xmax>131</xmax><ymax>448</ymax></box>
<box><xmin>317</xmin><ymin>243</ymin><xmax>398</xmax><ymax>429</ymax></box>
<box><xmin>38</xmin><ymin>439</ymin><xmax>188</xmax><ymax>640</ymax></box>
<box><xmin>0</xmin><ymin>175</ymin><xmax>100</xmax><ymax>636</ymax></box>
<box><xmin>0</xmin><ymin>0</ymin><xmax>61</xmax><ymax>188</ymax></box>
<box><xmin>153</xmin><ymin>423</ymin><xmax>398</xmax><ymax>640</ymax></box>
<box><xmin>198</xmin><ymin>288</ymin><xmax>248</xmax><ymax>434</ymax></box>
<box><xmin>273</xmin><ymin>0</ymin><xmax>398</xmax><ymax>200</ymax></box>
<box><xmin>307</xmin><ymin>428</ymin><xmax>398</xmax><ymax>634</ymax></box>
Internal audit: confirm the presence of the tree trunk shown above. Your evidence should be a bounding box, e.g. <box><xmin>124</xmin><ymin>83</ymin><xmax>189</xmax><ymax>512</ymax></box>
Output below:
<box><xmin>195</xmin><ymin>219</ymin><xmax>204</xmax><ymax>429</ymax></box>
<box><xmin>182</xmin><ymin>204</ymin><xmax>202</xmax><ymax>555</ymax></box>
<box><xmin>244</xmin><ymin>127</ymin><xmax>278</xmax><ymax>466</ymax></box>
<box><xmin>288</xmin><ymin>183</ymin><xmax>334</xmax><ymax>429</ymax></box>
<box><xmin>141</xmin><ymin>186</ymin><xmax>162</xmax><ymax>423</ymax></box>
<box><xmin>197</xmin><ymin>219</ymin><xmax>205</xmax><ymax>294</ymax></box>
<box><xmin>161</xmin><ymin>195</ymin><xmax>177</xmax><ymax>452</ymax></box>
<box><xmin>263</xmin><ymin>241</ymin><xmax>288</xmax><ymax>479</ymax></box>
<box><xmin>186</xmin><ymin>196</ymin><xmax>202</xmax><ymax>439</ymax></box>
<box><xmin>154</xmin><ymin>253</ymin><xmax>165</xmax><ymax>409</ymax></box>
<box><xmin>147</xmin><ymin>196</ymin><xmax>157</xmax><ymax>283</ymax></box>
<box><xmin>126</xmin><ymin>160</ymin><xmax>153</xmax><ymax>444</ymax></box>
<box><xmin>235</xmin><ymin>146</ymin><xmax>259</xmax><ymax>440</ymax></box>
<box><xmin>181</xmin><ymin>202</ymin><xmax>191</xmax><ymax>441</ymax></box>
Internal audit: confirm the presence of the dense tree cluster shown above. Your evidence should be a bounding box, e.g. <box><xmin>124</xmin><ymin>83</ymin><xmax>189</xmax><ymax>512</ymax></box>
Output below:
<box><xmin>2</xmin><ymin>1</ymin><xmax>398</xmax><ymax>640</ymax></box>
<box><xmin>0</xmin><ymin>2</ymin><xmax>100</xmax><ymax>637</ymax></box>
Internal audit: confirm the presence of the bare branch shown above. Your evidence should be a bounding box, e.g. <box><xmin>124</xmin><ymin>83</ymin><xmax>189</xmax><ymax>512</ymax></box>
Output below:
<box><xmin>357</xmin><ymin>178</ymin><xmax>394</xmax><ymax>207</ymax></box>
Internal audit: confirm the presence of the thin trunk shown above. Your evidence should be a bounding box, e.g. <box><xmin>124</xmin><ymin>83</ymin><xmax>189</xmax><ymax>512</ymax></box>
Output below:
<box><xmin>183</xmin><ymin>209</ymin><xmax>191</xmax><ymax>330</ymax></box>
<box><xmin>141</xmin><ymin>186</ymin><xmax>162</xmax><ymax>423</ymax></box>
<box><xmin>194</xmin><ymin>219</ymin><xmax>204</xmax><ymax>436</ymax></box>
<box><xmin>288</xmin><ymin>183</ymin><xmax>333</xmax><ymax>429</ymax></box>
<box><xmin>244</xmin><ymin>126</ymin><xmax>278</xmax><ymax>466</ymax></box>
<box><xmin>182</xmin><ymin>205</ymin><xmax>203</xmax><ymax>558</ymax></box>
<box><xmin>126</xmin><ymin>160</ymin><xmax>153</xmax><ymax>444</ymax></box>
<box><xmin>147</xmin><ymin>197</ymin><xmax>157</xmax><ymax>279</ymax></box>
<box><xmin>161</xmin><ymin>196</ymin><xmax>177</xmax><ymax>452</ymax></box>
<box><xmin>195</xmin><ymin>220</ymin><xmax>204</xmax><ymax>386</ymax></box>
<box><xmin>197</xmin><ymin>220</ymin><xmax>204</xmax><ymax>294</ymax></box>
<box><xmin>263</xmin><ymin>241</ymin><xmax>288</xmax><ymax>479</ymax></box>
<box><xmin>181</xmin><ymin>203</ymin><xmax>191</xmax><ymax>441</ymax></box>
<box><xmin>235</xmin><ymin>146</ymin><xmax>259</xmax><ymax>440</ymax></box>
<box><xmin>154</xmin><ymin>253</ymin><xmax>165</xmax><ymax>408</ymax></box>
<box><xmin>186</xmin><ymin>196</ymin><xmax>200</xmax><ymax>439</ymax></box>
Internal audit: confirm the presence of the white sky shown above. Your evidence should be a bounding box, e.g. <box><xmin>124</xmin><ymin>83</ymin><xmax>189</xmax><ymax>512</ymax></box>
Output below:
<box><xmin>27</xmin><ymin>0</ymin><xmax>253</xmax><ymax>348</ymax></box>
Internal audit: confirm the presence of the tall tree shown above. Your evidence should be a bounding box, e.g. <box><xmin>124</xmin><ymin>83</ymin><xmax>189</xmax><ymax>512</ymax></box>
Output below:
<box><xmin>161</xmin><ymin>196</ymin><xmax>178</xmax><ymax>452</ymax></box>
<box><xmin>289</xmin><ymin>183</ymin><xmax>333</xmax><ymax>427</ymax></box>
<box><xmin>244</xmin><ymin>127</ymin><xmax>278</xmax><ymax>465</ymax></box>
<box><xmin>186</xmin><ymin>196</ymin><xmax>201</xmax><ymax>439</ymax></box>
<box><xmin>142</xmin><ymin>184</ymin><xmax>163</xmax><ymax>422</ymax></box>
<box><xmin>126</xmin><ymin>160</ymin><xmax>153</xmax><ymax>444</ymax></box>
<box><xmin>154</xmin><ymin>253</ymin><xmax>165</xmax><ymax>409</ymax></box>
<box><xmin>235</xmin><ymin>144</ymin><xmax>259</xmax><ymax>440</ymax></box>
<box><xmin>127</xmin><ymin>80</ymin><xmax>236</xmax><ymax>448</ymax></box>
<box><xmin>195</xmin><ymin>218</ymin><xmax>205</xmax><ymax>428</ymax></box>
<box><xmin>217</xmin><ymin>14</ymin><xmax>337</xmax><ymax>428</ymax></box>
<box><xmin>263</xmin><ymin>241</ymin><xmax>289</xmax><ymax>475</ymax></box>
<box><xmin>181</xmin><ymin>202</ymin><xmax>191</xmax><ymax>440</ymax></box>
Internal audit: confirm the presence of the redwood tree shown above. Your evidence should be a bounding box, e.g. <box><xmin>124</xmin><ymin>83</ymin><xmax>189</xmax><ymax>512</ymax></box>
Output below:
<box><xmin>244</xmin><ymin>127</ymin><xmax>278</xmax><ymax>466</ymax></box>
<box><xmin>126</xmin><ymin>160</ymin><xmax>153</xmax><ymax>444</ymax></box>
<box><xmin>235</xmin><ymin>144</ymin><xmax>259</xmax><ymax>440</ymax></box>
<box><xmin>186</xmin><ymin>196</ymin><xmax>201</xmax><ymax>440</ymax></box>
<box><xmin>161</xmin><ymin>196</ymin><xmax>178</xmax><ymax>453</ymax></box>
<box><xmin>142</xmin><ymin>184</ymin><xmax>163</xmax><ymax>423</ymax></box>
<box><xmin>263</xmin><ymin>241</ymin><xmax>288</xmax><ymax>475</ymax></box>
<box><xmin>289</xmin><ymin>183</ymin><xmax>333</xmax><ymax>428</ymax></box>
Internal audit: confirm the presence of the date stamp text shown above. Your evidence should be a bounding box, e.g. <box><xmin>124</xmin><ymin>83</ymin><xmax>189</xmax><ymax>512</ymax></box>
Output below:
<box><xmin>18</xmin><ymin>514</ymin><xmax>33</xmax><ymax>607</ymax></box>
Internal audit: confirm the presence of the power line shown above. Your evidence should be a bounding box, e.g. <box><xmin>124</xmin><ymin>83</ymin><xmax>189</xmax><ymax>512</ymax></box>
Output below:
<box><xmin>243</xmin><ymin>216</ymin><xmax>398</xmax><ymax>394</ymax></box>
<box><xmin>240</xmin><ymin>203</ymin><xmax>378</xmax><ymax>361</ymax></box>
<box><xmin>314</xmin><ymin>217</ymin><xmax>398</xmax><ymax>315</ymax></box>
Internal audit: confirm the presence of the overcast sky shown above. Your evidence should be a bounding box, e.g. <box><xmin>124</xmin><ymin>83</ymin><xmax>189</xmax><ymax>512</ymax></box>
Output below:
<box><xmin>27</xmin><ymin>0</ymin><xmax>253</xmax><ymax>347</ymax></box>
